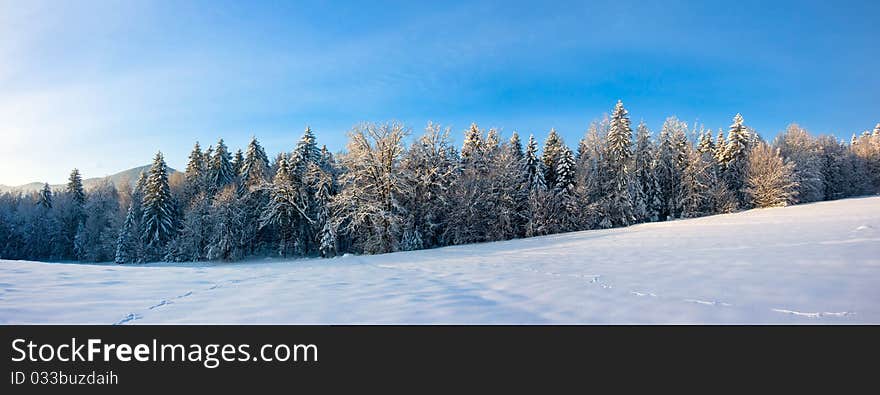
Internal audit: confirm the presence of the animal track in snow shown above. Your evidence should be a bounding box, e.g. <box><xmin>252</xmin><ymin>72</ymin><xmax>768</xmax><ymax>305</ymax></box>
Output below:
<box><xmin>148</xmin><ymin>300</ymin><xmax>172</xmax><ymax>310</ymax></box>
<box><xmin>684</xmin><ymin>298</ymin><xmax>732</xmax><ymax>307</ymax></box>
<box><xmin>115</xmin><ymin>313</ymin><xmax>142</xmax><ymax>325</ymax></box>
<box><xmin>175</xmin><ymin>291</ymin><xmax>193</xmax><ymax>299</ymax></box>
<box><xmin>771</xmin><ymin>308</ymin><xmax>854</xmax><ymax>318</ymax></box>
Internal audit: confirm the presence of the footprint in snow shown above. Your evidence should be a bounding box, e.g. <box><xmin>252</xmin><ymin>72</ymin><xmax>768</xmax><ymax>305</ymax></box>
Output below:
<box><xmin>115</xmin><ymin>313</ymin><xmax>143</xmax><ymax>325</ymax></box>
<box><xmin>175</xmin><ymin>291</ymin><xmax>193</xmax><ymax>299</ymax></box>
<box><xmin>148</xmin><ymin>300</ymin><xmax>172</xmax><ymax>310</ymax></box>
<box><xmin>771</xmin><ymin>308</ymin><xmax>853</xmax><ymax>318</ymax></box>
<box><xmin>684</xmin><ymin>299</ymin><xmax>732</xmax><ymax>307</ymax></box>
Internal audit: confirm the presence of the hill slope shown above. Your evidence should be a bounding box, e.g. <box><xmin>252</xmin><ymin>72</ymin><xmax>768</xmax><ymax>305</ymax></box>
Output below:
<box><xmin>1</xmin><ymin>196</ymin><xmax>878</xmax><ymax>324</ymax></box>
<box><xmin>0</xmin><ymin>165</ymin><xmax>177</xmax><ymax>194</ymax></box>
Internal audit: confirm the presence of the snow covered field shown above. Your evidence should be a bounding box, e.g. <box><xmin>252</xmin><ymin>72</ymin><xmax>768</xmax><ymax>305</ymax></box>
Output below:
<box><xmin>1</xmin><ymin>196</ymin><xmax>879</xmax><ymax>324</ymax></box>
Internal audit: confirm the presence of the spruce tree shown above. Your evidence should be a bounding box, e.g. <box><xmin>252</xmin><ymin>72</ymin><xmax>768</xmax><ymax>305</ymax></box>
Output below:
<box><xmin>183</xmin><ymin>142</ymin><xmax>206</xmax><ymax>205</ymax></box>
<box><xmin>232</xmin><ymin>149</ymin><xmax>244</xmax><ymax>178</ymax></box>
<box><xmin>67</xmin><ymin>169</ymin><xmax>86</xmax><ymax>206</ymax></box>
<box><xmin>37</xmin><ymin>183</ymin><xmax>53</xmax><ymax>209</ymax></box>
<box><xmin>115</xmin><ymin>171</ymin><xmax>147</xmax><ymax>264</ymax></box>
<box><xmin>460</xmin><ymin>123</ymin><xmax>485</xmax><ymax>167</ymax></box>
<box><xmin>209</xmin><ymin>138</ymin><xmax>235</xmax><ymax>189</ymax></box>
<box><xmin>141</xmin><ymin>152</ymin><xmax>177</xmax><ymax>258</ymax></box>
<box><xmin>241</xmin><ymin>136</ymin><xmax>271</xmax><ymax>189</ymax></box>
<box><xmin>551</xmin><ymin>145</ymin><xmax>578</xmax><ymax>232</ymax></box>
<box><xmin>525</xmin><ymin>134</ymin><xmax>549</xmax><ymax>236</ymax></box>
<box><xmin>524</xmin><ymin>134</ymin><xmax>545</xmax><ymax>191</ymax></box>
<box><xmin>541</xmin><ymin>128</ymin><xmax>564</xmax><ymax>186</ymax></box>
<box><xmin>721</xmin><ymin>113</ymin><xmax>752</xmax><ymax>208</ymax></box>
<box><xmin>633</xmin><ymin>122</ymin><xmax>661</xmax><ymax>222</ymax></box>
<box><xmin>600</xmin><ymin>100</ymin><xmax>635</xmax><ymax>227</ymax></box>
<box><xmin>399</xmin><ymin>123</ymin><xmax>457</xmax><ymax>249</ymax></box>
<box><xmin>260</xmin><ymin>153</ymin><xmax>305</xmax><ymax>256</ymax></box>
<box><xmin>697</xmin><ymin>129</ymin><xmax>715</xmax><ymax>154</ymax></box>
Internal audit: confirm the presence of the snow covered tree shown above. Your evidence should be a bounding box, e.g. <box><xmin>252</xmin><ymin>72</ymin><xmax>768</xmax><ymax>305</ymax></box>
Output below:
<box><xmin>746</xmin><ymin>143</ymin><xmax>799</xmax><ymax>208</ymax></box>
<box><xmin>228</xmin><ymin>136</ymin><xmax>273</xmax><ymax>256</ymax></box>
<box><xmin>549</xmin><ymin>144</ymin><xmax>578</xmax><ymax>232</ymax></box>
<box><xmin>719</xmin><ymin>114</ymin><xmax>752</xmax><ymax>208</ymax></box>
<box><xmin>599</xmin><ymin>100</ymin><xmax>635</xmax><ymax>227</ymax></box>
<box><xmin>73</xmin><ymin>181</ymin><xmax>120</xmax><ymax>262</ymax></box>
<box><xmin>141</xmin><ymin>151</ymin><xmax>178</xmax><ymax>259</ymax></box>
<box><xmin>283</xmin><ymin>127</ymin><xmax>324</xmax><ymax>255</ymax></box>
<box><xmin>261</xmin><ymin>153</ymin><xmax>292</xmax><ymax>255</ymax></box>
<box><xmin>164</xmin><ymin>191</ymin><xmax>211</xmax><ymax>262</ymax></box>
<box><xmin>205</xmin><ymin>185</ymin><xmax>247</xmax><ymax>261</ymax></box>
<box><xmin>633</xmin><ymin>122</ymin><xmax>661</xmax><ymax>222</ymax></box>
<box><xmin>773</xmin><ymin>124</ymin><xmax>826</xmax><ymax>203</ymax></box>
<box><xmin>541</xmin><ymin>128</ymin><xmax>565</xmax><ymax>187</ymax></box>
<box><xmin>305</xmin><ymin>145</ymin><xmax>339</xmax><ymax>257</ymax></box>
<box><xmin>291</xmin><ymin>127</ymin><xmax>321</xmax><ymax>176</ymax></box>
<box><xmin>115</xmin><ymin>171</ymin><xmax>147</xmax><ymax>264</ymax></box>
<box><xmin>240</xmin><ymin>136</ymin><xmax>271</xmax><ymax>189</ymax></box>
<box><xmin>37</xmin><ymin>183</ymin><xmax>53</xmax><ymax>209</ymax></box>
<box><xmin>524</xmin><ymin>134</ymin><xmax>551</xmax><ymax>236</ymax></box>
<box><xmin>209</xmin><ymin>138</ymin><xmax>235</xmax><ymax>190</ymax></box>
<box><xmin>447</xmin><ymin>123</ymin><xmax>500</xmax><ymax>244</ymax></box>
<box><xmin>655</xmin><ymin>117</ymin><xmax>690</xmax><ymax>220</ymax></box>
<box><xmin>331</xmin><ymin>122</ymin><xmax>408</xmax><ymax>254</ymax></box>
<box><xmin>314</xmin><ymin>170</ymin><xmax>338</xmax><ymax>257</ymax></box>
<box><xmin>574</xmin><ymin>119</ymin><xmax>608</xmax><ymax>228</ymax></box>
<box><xmin>260</xmin><ymin>153</ymin><xmax>307</xmax><ymax>256</ymax></box>
<box><xmin>850</xmin><ymin>125</ymin><xmax>880</xmax><ymax>194</ymax></box>
<box><xmin>678</xmin><ymin>147</ymin><xmax>713</xmax><ymax>218</ymax></box>
<box><xmin>399</xmin><ymin>123</ymin><xmax>458</xmax><ymax>250</ymax></box>
<box><xmin>231</xmin><ymin>149</ymin><xmax>244</xmax><ymax>179</ymax></box>
<box><xmin>697</xmin><ymin>129</ymin><xmax>715</xmax><ymax>154</ymax></box>
<box><xmin>67</xmin><ymin>169</ymin><xmax>86</xmax><ymax>206</ymax></box>
<box><xmin>55</xmin><ymin>168</ymin><xmax>88</xmax><ymax>258</ymax></box>
<box><xmin>182</xmin><ymin>142</ymin><xmax>207</xmax><ymax>205</ymax></box>
<box><xmin>497</xmin><ymin>131</ymin><xmax>529</xmax><ymax>238</ymax></box>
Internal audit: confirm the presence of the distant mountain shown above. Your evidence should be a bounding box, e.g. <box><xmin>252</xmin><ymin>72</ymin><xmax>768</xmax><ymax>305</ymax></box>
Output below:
<box><xmin>0</xmin><ymin>165</ymin><xmax>178</xmax><ymax>194</ymax></box>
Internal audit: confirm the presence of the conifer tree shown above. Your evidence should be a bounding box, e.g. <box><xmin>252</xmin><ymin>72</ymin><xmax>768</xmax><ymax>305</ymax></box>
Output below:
<box><xmin>232</xmin><ymin>149</ymin><xmax>244</xmax><ymax>179</ymax></box>
<box><xmin>633</xmin><ymin>122</ymin><xmax>661</xmax><ymax>222</ymax></box>
<box><xmin>260</xmin><ymin>153</ymin><xmax>302</xmax><ymax>256</ymax></box>
<box><xmin>209</xmin><ymin>138</ymin><xmax>235</xmax><ymax>189</ymax></box>
<box><xmin>697</xmin><ymin>129</ymin><xmax>715</xmax><ymax>154</ymax></box>
<box><xmin>541</xmin><ymin>128</ymin><xmax>565</xmax><ymax>186</ymax></box>
<box><xmin>550</xmin><ymin>145</ymin><xmax>578</xmax><ymax>232</ymax></box>
<box><xmin>524</xmin><ymin>134</ymin><xmax>550</xmax><ymax>236</ymax></box>
<box><xmin>600</xmin><ymin>100</ymin><xmax>635</xmax><ymax>227</ymax></box>
<box><xmin>37</xmin><ymin>183</ymin><xmax>53</xmax><ymax>209</ymax></box>
<box><xmin>73</xmin><ymin>181</ymin><xmax>120</xmax><ymax>262</ymax></box>
<box><xmin>67</xmin><ymin>169</ymin><xmax>86</xmax><ymax>206</ymax></box>
<box><xmin>399</xmin><ymin>123</ymin><xmax>457</xmax><ymax>249</ymax></box>
<box><xmin>720</xmin><ymin>114</ymin><xmax>752</xmax><ymax>208</ymax></box>
<box><xmin>460</xmin><ymin>123</ymin><xmax>485</xmax><ymax>167</ymax></box>
<box><xmin>115</xmin><ymin>172</ymin><xmax>147</xmax><ymax>264</ymax></box>
<box><xmin>182</xmin><ymin>142</ymin><xmax>207</xmax><ymax>205</ymax></box>
<box><xmin>241</xmin><ymin>136</ymin><xmax>271</xmax><ymax>189</ymax></box>
<box><xmin>141</xmin><ymin>152</ymin><xmax>177</xmax><ymax>258</ymax></box>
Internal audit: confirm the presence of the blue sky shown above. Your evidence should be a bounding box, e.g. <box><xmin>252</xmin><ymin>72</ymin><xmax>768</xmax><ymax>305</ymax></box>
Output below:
<box><xmin>1</xmin><ymin>0</ymin><xmax>877</xmax><ymax>185</ymax></box>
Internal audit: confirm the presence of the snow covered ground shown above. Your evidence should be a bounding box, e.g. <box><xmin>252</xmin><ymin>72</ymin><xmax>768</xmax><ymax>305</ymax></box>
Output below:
<box><xmin>1</xmin><ymin>196</ymin><xmax>879</xmax><ymax>324</ymax></box>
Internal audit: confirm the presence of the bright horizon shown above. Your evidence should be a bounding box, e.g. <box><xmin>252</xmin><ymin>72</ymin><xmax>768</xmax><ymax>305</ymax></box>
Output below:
<box><xmin>1</xmin><ymin>0</ymin><xmax>878</xmax><ymax>185</ymax></box>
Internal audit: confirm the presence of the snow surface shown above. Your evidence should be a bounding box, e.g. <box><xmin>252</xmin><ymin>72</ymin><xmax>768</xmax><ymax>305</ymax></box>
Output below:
<box><xmin>2</xmin><ymin>197</ymin><xmax>879</xmax><ymax>324</ymax></box>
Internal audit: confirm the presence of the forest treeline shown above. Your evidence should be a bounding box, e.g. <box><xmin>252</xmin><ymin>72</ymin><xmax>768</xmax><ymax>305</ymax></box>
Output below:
<box><xmin>1</xmin><ymin>101</ymin><xmax>878</xmax><ymax>263</ymax></box>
